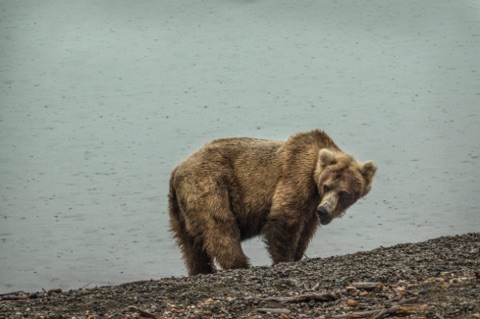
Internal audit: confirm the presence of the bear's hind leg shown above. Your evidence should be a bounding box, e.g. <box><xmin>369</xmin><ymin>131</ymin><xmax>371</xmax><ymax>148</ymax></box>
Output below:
<box><xmin>170</xmin><ymin>213</ymin><xmax>215</xmax><ymax>275</ymax></box>
<box><xmin>201</xmin><ymin>191</ymin><xmax>250</xmax><ymax>270</ymax></box>
<box><xmin>204</xmin><ymin>227</ymin><xmax>249</xmax><ymax>270</ymax></box>
<box><xmin>183</xmin><ymin>236</ymin><xmax>215</xmax><ymax>276</ymax></box>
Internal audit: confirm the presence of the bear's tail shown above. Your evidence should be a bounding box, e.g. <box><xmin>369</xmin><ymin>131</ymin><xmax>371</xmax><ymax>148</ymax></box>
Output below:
<box><xmin>168</xmin><ymin>168</ymin><xmax>190</xmax><ymax>247</ymax></box>
<box><xmin>168</xmin><ymin>169</ymin><xmax>180</xmax><ymax>221</ymax></box>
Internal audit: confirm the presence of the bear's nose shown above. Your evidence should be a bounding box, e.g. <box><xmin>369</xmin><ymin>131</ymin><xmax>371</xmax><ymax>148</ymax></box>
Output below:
<box><xmin>316</xmin><ymin>207</ymin><xmax>332</xmax><ymax>225</ymax></box>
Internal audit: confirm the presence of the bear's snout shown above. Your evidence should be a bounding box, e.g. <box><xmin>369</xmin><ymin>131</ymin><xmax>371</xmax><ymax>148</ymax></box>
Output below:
<box><xmin>316</xmin><ymin>206</ymin><xmax>332</xmax><ymax>225</ymax></box>
<box><xmin>317</xmin><ymin>192</ymin><xmax>338</xmax><ymax>225</ymax></box>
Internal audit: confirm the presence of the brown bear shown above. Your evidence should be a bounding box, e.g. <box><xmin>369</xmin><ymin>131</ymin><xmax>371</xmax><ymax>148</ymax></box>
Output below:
<box><xmin>168</xmin><ymin>129</ymin><xmax>377</xmax><ymax>275</ymax></box>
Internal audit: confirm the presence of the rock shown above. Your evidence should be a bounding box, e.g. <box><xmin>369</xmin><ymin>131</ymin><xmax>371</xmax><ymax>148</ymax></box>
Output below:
<box><xmin>0</xmin><ymin>233</ymin><xmax>478</xmax><ymax>318</ymax></box>
<box><xmin>346</xmin><ymin>299</ymin><xmax>358</xmax><ymax>307</ymax></box>
<box><xmin>257</xmin><ymin>307</ymin><xmax>291</xmax><ymax>314</ymax></box>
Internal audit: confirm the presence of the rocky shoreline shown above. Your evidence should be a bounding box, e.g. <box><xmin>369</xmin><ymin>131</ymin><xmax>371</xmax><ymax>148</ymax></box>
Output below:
<box><xmin>1</xmin><ymin>233</ymin><xmax>478</xmax><ymax>319</ymax></box>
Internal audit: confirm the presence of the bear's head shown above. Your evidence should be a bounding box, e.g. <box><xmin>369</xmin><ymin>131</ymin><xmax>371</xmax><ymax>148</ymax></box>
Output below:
<box><xmin>314</xmin><ymin>148</ymin><xmax>377</xmax><ymax>225</ymax></box>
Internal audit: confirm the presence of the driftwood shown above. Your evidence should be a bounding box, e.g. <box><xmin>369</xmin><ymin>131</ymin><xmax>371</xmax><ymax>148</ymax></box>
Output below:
<box><xmin>0</xmin><ymin>295</ymin><xmax>27</xmax><ymax>301</ymax></box>
<box><xmin>0</xmin><ymin>291</ymin><xmax>24</xmax><ymax>297</ymax></box>
<box><xmin>326</xmin><ymin>304</ymin><xmax>428</xmax><ymax>319</ymax></box>
<box><xmin>128</xmin><ymin>306</ymin><xmax>160</xmax><ymax>319</ymax></box>
<box><xmin>0</xmin><ymin>291</ymin><xmax>29</xmax><ymax>301</ymax></box>
<box><xmin>325</xmin><ymin>298</ymin><xmax>426</xmax><ymax>319</ymax></box>
<box><xmin>248</xmin><ymin>292</ymin><xmax>338</xmax><ymax>303</ymax></box>
<box><xmin>0</xmin><ymin>289</ymin><xmax>60</xmax><ymax>301</ymax></box>
<box><xmin>349</xmin><ymin>282</ymin><xmax>384</xmax><ymax>291</ymax></box>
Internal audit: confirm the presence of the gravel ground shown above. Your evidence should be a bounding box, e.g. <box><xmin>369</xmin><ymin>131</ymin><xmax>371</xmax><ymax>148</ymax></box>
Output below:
<box><xmin>1</xmin><ymin>233</ymin><xmax>478</xmax><ymax>319</ymax></box>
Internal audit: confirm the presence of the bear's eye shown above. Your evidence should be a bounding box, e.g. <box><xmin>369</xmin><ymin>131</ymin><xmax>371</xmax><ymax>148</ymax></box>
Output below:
<box><xmin>323</xmin><ymin>185</ymin><xmax>331</xmax><ymax>193</ymax></box>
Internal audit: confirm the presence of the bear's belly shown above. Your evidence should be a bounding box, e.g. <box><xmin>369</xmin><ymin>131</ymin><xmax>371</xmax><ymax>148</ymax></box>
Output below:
<box><xmin>233</xmin><ymin>200</ymin><xmax>271</xmax><ymax>241</ymax></box>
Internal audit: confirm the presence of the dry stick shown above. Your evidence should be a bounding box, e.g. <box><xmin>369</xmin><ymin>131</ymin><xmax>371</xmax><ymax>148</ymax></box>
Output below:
<box><xmin>128</xmin><ymin>306</ymin><xmax>160</xmax><ymax>319</ymax></box>
<box><xmin>349</xmin><ymin>282</ymin><xmax>384</xmax><ymax>291</ymax></box>
<box><xmin>0</xmin><ymin>295</ymin><xmax>27</xmax><ymax>301</ymax></box>
<box><xmin>248</xmin><ymin>292</ymin><xmax>338</xmax><ymax>303</ymax></box>
<box><xmin>326</xmin><ymin>303</ymin><xmax>427</xmax><ymax>319</ymax></box>
<box><xmin>396</xmin><ymin>297</ymin><xmax>419</xmax><ymax>305</ymax></box>
<box><xmin>0</xmin><ymin>291</ymin><xmax>24</xmax><ymax>297</ymax></box>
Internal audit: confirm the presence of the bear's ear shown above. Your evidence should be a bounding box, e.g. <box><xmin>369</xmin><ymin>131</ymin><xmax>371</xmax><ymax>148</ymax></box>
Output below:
<box><xmin>360</xmin><ymin>161</ymin><xmax>377</xmax><ymax>181</ymax></box>
<box><xmin>319</xmin><ymin>148</ymin><xmax>336</xmax><ymax>166</ymax></box>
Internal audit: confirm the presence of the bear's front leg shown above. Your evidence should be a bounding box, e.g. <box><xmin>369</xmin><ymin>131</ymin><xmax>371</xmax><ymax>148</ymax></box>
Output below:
<box><xmin>294</xmin><ymin>213</ymin><xmax>319</xmax><ymax>261</ymax></box>
<box><xmin>264</xmin><ymin>180</ymin><xmax>313</xmax><ymax>264</ymax></box>
<box><xmin>263</xmin><ymin>213</ymin><xmax>303</xmax><ymax>264</ymax></box>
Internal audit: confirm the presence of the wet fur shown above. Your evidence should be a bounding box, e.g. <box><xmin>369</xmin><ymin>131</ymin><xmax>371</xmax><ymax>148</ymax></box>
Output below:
<box><xmin>168</xmin><ymin>130</ymin><xmax>376</xmax><ymax>275</ymax></box>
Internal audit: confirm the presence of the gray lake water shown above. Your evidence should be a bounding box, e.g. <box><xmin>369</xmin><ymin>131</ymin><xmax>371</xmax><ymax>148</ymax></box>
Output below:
<box><xmin>1</xmin><ymin>1</ymin><xmax>479</xmax><ymax>293</ymax></box>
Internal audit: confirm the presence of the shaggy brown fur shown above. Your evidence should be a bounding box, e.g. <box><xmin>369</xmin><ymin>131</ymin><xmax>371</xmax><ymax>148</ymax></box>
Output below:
<box><xmin>168</xmin><ymin>130</ymin><xmax>377</xmax><ymax>275</ymax></box>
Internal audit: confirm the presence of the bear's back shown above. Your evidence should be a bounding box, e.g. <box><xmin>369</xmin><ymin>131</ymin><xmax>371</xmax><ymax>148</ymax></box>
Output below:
<box><xmin>199</xmin><ymin>137</ymin><xmax>283</xmax><ymax>166</ymax></box>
